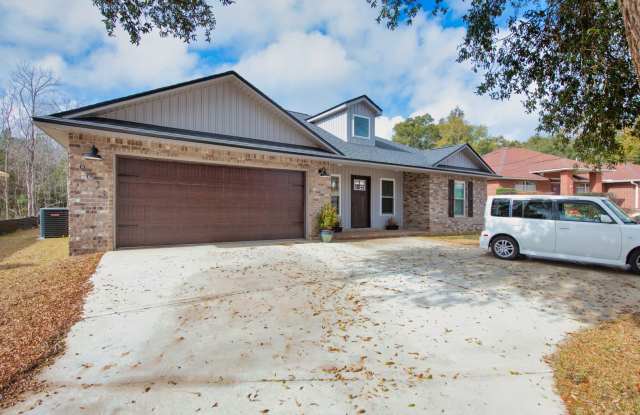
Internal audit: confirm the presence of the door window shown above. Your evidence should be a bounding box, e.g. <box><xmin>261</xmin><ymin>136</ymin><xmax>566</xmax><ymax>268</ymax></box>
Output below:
<box><xmin>331</xmin><ymin>175</ymin><xmax>341</xmax><ymax>215</ymax></box>
<box><xmin>353</xmin><ymin>179</ymin><xmax>367</xmax><ymax>191</ymax></box>
<box><xmin>558</xmin><ymin>201</ymin><xmax>612</xmax><ymax>223</ymax></box>
<box><xmin>523</xmin><ymin>200</ymin><xmax>553</xmax><ymax>220</ymax></box>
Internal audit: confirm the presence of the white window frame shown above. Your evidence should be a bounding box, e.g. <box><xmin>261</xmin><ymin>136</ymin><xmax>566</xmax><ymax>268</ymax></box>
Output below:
<box><xmin>575</xmin><ymin>183</ymin><xmax>590</xmax><ymax>194</ymax></box>
<box><xmin>380</xmin><ymin>178</ymin><xmax>395</xmax><ymax>216</ymax></box>
<box><xmin>330</xmin><ymin>174</ymin><xmax>342</xmax><ymax>216</ymax></box>
<box><xmin>352</xmin><ymin>114</ymin><xmax>371</xmax><ymax>139</ymax></box>
<box><xmin>453</xmin><ymin>180</ymin><xmax>466</xmax><ymax>217</ymax></box>
<box><xmin>514</xmin><ymin>180</ymin><xmax>536</xmax><ymax>192</ymax></box>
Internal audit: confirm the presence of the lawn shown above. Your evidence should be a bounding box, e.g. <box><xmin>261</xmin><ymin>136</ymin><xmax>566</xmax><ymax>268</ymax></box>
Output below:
<box><xmin>0</xmin><ymin>229</ymin><xmax>102</xmax><ymax>408</ymax></box>
<box><xmin>548</xmin><ymin>314</ymin><xmax>640</xmax><ymax>415</ymax></box>
<box><xmin>422</xmin><ymin>233</ymin><xmax>480</xmax><ymax>247</ymax></box>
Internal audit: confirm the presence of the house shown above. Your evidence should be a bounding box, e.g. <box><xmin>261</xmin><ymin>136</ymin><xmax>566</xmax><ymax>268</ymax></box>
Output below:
<box><xmin>484</xmin><ymin>147</ymin><xmax>640</xmax><ymax>210</ymax></box>
<box><xmin>34</xmin><ymin>71</ymin><xmax>496</xmax><ymax>255</ymax></box>
<box><xmin>484</xmin><ymin>148</ymin><xmax>604</xmax><ymax>195</ymax></box>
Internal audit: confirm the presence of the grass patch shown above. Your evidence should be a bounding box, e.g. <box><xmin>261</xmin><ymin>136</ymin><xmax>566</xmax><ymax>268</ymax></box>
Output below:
<box><xmin>423</xmin><ymin>233</ymin><xmax>480</xmax><ymax>247</ymax></box>
<box><xmin>0</xmin><ymin>229</ymin><xmax>102</xmax><ymax>407</ymax></box>
<box><xmin>547</xmin><ymin>314</ymin><xmax>640</xmax><ymax>415</ymax></box>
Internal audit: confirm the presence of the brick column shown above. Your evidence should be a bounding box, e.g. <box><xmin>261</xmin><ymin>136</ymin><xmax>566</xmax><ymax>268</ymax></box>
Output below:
<box><xmin>589</xmin><ymin>171</ymin><xmax>603</xmax><ymax>193</ymax></box>
<box><xmin>560</xmin><ymin>170</ymin><xmax>575</xmax><ymax>195</ymax></box>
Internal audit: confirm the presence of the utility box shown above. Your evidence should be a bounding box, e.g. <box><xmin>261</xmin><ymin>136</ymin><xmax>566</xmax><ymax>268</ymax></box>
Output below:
<box><xmin>39</xmin><ymin>208</ymin><xmax>69</xmax><ymax>238</ymax></box>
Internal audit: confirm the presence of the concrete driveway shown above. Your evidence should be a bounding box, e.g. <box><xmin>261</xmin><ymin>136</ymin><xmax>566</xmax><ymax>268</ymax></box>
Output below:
<box><xmin>6</xmin><ymin>237</ymin><xmax>640</xmax><ymax>414</ymax></box>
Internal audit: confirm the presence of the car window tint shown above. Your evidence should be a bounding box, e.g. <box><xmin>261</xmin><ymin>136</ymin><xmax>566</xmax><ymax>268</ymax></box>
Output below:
<box><xmin>559</xmin><ymin>201</ymin><xmax>610</xmax><ymax>223</ymax></box>
<box><xmin>491</xmin><ymin>199</ymin><xmax>510</xmax><ymax>217</ymax></box>
<box><xmin>523</xmin><ymin>200</ymin><xmax>552</xmax><ymax>219</ymax></box>
<box><xmin>511</xmin><ymin>200</ymin><xmax>523</xmax><ymax>217</ymax></box>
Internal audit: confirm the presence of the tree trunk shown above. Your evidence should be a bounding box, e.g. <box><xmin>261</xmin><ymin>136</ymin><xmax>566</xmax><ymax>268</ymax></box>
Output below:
<box><xmin>621</xmin><ymin>0</ymin><xmax>640</xmax><ymax>80</ymax></box>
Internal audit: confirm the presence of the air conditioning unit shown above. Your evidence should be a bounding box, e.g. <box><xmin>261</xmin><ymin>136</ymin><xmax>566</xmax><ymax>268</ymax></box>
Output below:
<box><xmin>39</xmin><ymin>208</ymin><xmax>69</xmax><ymax>238</ymax></box>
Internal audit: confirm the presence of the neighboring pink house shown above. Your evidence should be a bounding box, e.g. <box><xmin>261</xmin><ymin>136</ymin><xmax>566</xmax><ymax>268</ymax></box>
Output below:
<box><xmin>484</xmin><ymin>148</ymin><xmax>640</xmax><ymax>210</ymax></box>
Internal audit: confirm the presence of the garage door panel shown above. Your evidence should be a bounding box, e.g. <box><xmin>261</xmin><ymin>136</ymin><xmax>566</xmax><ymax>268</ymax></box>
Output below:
<box><xmin>116</xmin><ymin>158</ymin><xmax>305</xmax><ymax>248</ymax></box>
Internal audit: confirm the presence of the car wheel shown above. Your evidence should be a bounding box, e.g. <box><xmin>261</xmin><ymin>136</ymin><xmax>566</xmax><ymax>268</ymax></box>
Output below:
<box><xmin>491</xmin><ymin>236</ymin><xmax>519</xmax><ymax>260</ymax></box>
<box><xmin>628</xmin><ymin>249</ymin><xmax>640</xmax><ymax>274</ymax></box>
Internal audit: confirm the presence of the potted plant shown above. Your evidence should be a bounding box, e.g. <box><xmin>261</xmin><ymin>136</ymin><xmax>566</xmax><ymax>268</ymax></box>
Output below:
<box><xmin>317</xmin><ymin>203</ymin><xmax>338</xmax><ymax>242</ymax></box>
<box><xmin>385</xmin><ymin>217</ymin><xmax>399</xmax><ymax>230</ymax></box>
<box><xmin>333</xmin><ymin>216</ymin><xmax>343</xmax><ymax>233</ymax></box>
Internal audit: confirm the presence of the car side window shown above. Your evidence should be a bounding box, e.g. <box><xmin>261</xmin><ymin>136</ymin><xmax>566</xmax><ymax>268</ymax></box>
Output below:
<box><xmin>511</xmin><ymin>200</ymin><xmax>523</xmax><ymax>217</ymax></box>
<box><xmin>491</xmin><ymin>199</ymin><xmax>510</xmax><ymax>217</ymax></box>
<box><xmin>523</xmin><ymin>200</ymin><xmax>552</xmax><ymax>220</ymax></box>
<box><xmin>558</xmin><ymin>201</ymin><xmax>613</xmax><ymax>223</ymax></box>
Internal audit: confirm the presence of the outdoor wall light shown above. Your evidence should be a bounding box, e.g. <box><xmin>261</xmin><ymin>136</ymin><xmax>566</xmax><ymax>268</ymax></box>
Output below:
<box><xmin>82</xmin><ymin>145</ymin><xmax>103</xmax><ymax>161</ymax></box>
<box><xmin>318</xmin><ymin>167</ymin><xmax>329</xmax><ymax>176</ymax></box>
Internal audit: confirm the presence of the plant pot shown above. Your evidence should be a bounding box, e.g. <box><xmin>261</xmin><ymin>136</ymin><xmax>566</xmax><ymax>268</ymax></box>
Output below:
<box><xmin>333</xmin><ymin>226</ymin><xmax>343</xmax><ymax>233</ymax></box>
<box><xmin>385</xmin><ymin>225</ymin><xmax>399</xmax><ymax>230</ymax></box>
<box><xmin>320</xmin><ymin>229</ymin><xmax>334</xmax><ymax>242</ymax></box>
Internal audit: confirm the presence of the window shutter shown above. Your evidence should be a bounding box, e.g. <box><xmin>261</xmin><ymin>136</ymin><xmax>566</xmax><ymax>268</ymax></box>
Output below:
<box><xmin>448</xmin><ymin>179</ymin><xmax>454</xmax><ymax>217</ymax></box>
<box><xmin>467</xmin><ymin>181</ymin><xmax>474</xmax><ymax>217</ymax></box>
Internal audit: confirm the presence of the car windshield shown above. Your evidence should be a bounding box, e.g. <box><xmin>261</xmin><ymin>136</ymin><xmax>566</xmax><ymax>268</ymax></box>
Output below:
<box><xmin>602</xmin><ymin>199</ymin><xmax>636</xmax><ymax>224</ymax></box>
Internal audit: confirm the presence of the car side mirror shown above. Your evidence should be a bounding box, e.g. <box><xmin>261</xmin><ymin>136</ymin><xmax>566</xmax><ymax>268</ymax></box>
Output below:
<box><xmin>600</xmin><ymin>214</ymin><xmax>613</xmax><ymax>224</ymax></box>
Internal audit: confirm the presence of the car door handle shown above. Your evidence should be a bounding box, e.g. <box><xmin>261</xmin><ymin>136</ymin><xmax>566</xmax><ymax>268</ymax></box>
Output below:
<box><xmin>558</xmin><ymin>226</ymin><xmax>570</xmax><ymax>230</ymax></box>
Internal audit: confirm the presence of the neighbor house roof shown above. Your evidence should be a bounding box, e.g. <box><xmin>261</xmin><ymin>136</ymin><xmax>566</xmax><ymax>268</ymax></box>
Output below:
<box><xmin>34</xmin><ymin>71</ymin><xmax>496</xmax><ymax>177</ymax></box>
<box><xmin>603</xmin><ymin>163</ymin><xmax>640</xmax><ymax>182</ymax></box>
<box><xmin>483</xmin><ymin>147</ymin><xmax>592</xmax><ymax>180</ymax></box>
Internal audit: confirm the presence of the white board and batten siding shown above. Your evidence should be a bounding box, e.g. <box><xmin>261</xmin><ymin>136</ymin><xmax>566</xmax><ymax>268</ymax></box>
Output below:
<box><xmin>330</xmin><ymin>165</ymin><xmax>403</xmax><ymax>229</ymax></box>
<box><xmin>96</xmin><ymin>77</ymin><xmax>322</xmax><ymax>149</ymax></box>
<box><xmin>438</xmin><ymin>148</ymin><xmax>486</xmax><ymax>170</ymax></box>
<box><xmin>314</xmin><ymin>110</ymin><xmax>348</xmax><ymax>141</ymax></box>
<box><xmin>313</xmin><ymin>100</ymin><xmax>378</xmax><ymax>146</ymax></box>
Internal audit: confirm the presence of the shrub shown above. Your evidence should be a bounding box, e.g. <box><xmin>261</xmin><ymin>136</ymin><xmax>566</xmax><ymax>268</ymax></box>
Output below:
<box><xmin>496</xmin><ymin>187</ymin><xmax>518</xmax><ymax>195</ymax></box>
<box><xmin>317</xmin><ymin>203</ymin><xmax>338</xmax><ymax>231</ymax></box>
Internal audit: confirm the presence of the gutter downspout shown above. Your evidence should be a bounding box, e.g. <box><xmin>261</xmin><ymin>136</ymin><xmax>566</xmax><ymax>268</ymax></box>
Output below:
<box><xmin>632</xmin><ymin>181</ymin><xmax>640</xmax><ymax>209</ymax></box>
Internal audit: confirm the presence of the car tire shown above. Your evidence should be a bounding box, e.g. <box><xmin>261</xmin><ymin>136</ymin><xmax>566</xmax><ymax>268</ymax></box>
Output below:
<box><xmin>491</xmin><ymin>236</ymin><xmax>519</xmax><ymax>260</ymax></box>
<box><xmin>628</xmin><ymin>249</ymin><xmax>640</xmax><ymax>274</ymax></box>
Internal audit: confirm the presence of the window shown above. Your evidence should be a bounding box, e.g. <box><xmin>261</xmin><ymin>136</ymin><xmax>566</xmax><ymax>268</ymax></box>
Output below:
<box><xmin>353</xmin><ymin>115</ymin><xmax>370</xmax><ymax>139</ymax></box>
<box><xmin>353</xmin><ymin>179</ymin><xmax>367</xmax><ymax>191</ymax></box>
<box><xmin>511</xmin><ymin>200</ymin><xmax>524</xmax><ymax>217</ymax></box>
<box><xmin>523</xmin><ymin>200</ymin><xmax>553</xmax><ymax>220</ymax></box>
<box><xmin>575</xmin><ymin>183</ymin><xmax>590</xmax><ymax>194</ymax></box>
<box><xmin>558</xmin><ymin>201</ymin><xmax>611</xmax><ymax>223</ymax></box>
<box><xmin>381</xmin><ymin>179</ymin><xmax>395</xmax><ymax>215</ymax></box>
<box><xmin>331</xmin><ymin>175</ymin><xmax>341</xmax><ymax>216</ymax></box>
<box><xmin>454</xmin><ymin>181</ymin><xmax>465</xmax><ymax>216</ymax></box>
<box><xmin>602</xmin><ymin>199</ymin><xmax>635</xmax><ymax>224</ymax></box>
<box><xmin>514</xmin><ymin>181</ymin><xmax>536</xmax><ymax>192</ymax></box>
<box><xmin>491</xmin><ymin>199</ymin><xmax>510</xmax><ymax>217</ymax></box>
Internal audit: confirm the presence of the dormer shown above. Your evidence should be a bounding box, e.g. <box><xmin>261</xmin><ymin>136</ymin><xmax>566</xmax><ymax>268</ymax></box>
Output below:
<box><xmin>307</xmin><ymin>96</ymin><xmax>382</xmax><ymax>147</ymax></box>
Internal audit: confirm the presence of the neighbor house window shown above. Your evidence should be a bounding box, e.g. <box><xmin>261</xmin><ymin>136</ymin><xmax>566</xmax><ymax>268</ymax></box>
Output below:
<box><xmin>514</xmin><ymin>181</ymin><xmax>536</xmax><ymax>192</ymax></box>
<box><xmin>454</xmin><ymin>181</ymin><xmax>465</xmax><ymax>216</ymax></box>
<box><xmin>331</xmin><ymin>175</ymin><xmax>341</xmax><ymax>215</ymax></box>
<box><xmin>381</xmin><ymin>179</ymin><xmax>395</xmax><ymax>215</ymax></box>
<box><xmin>575</xmin><ymin>183</ymin><xmax>590</xmax><ymax>194</ymax></box>
<box><xmin>353</xmin><ymin>115</ymin><xmax>370</xmax><ymax>139</ymax></box>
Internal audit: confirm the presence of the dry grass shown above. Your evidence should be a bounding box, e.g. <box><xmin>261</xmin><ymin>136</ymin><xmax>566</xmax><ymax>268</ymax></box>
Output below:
<box><xmin>547</xmin><ymin>314</ymin><xmax>640</xmax><ymax>415</ymax></box>
<box><xmin>0</xmin><ymin>229</ymin><xmax>102</xmax><ymax>407</ymax></box>
<box><xmin>423</xmin><ymin>233</ymin><xmax>480</xmax><ymax>247</ymax></box>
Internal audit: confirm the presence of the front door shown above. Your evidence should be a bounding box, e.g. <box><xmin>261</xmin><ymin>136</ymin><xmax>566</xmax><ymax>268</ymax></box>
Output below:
<box><xmin>351</xmin><ymin>175</ymin><xmax>371</xmax><ymax>228</ymax></box>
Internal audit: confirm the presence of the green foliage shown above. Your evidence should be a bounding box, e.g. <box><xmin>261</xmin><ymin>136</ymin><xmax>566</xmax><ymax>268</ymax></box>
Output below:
<box><xmin>496</xmin><ymin>187</ymin><xmax>518</xmax><ymax>195</ymax></box>
<box><xmin>618</xmin><ymin>129</ymin><xmax>640</xmax><ymax>164</ymax></box>
<box><xmin>392</xmin><ymin>113</ymin><xmax>441</xmax><ymax>149</ymax></box>
<box><xmin>521</xmin><ymin>135</ymin><xmax>576</xmax><ymax>159</ymax></box>
<box><xmin>92</xmin><ymin>0</ymin><xmax>234</xmax><ymax>45</ymax></box>
<box><xmin>317</xmin><ymin>203</ymin><xmax>338</xmax><ymax>230</ymax></box>
<box><xmin>370</xmin><ymin>0</ymin><xmax>640</xmax><ymax>166</ymax></box>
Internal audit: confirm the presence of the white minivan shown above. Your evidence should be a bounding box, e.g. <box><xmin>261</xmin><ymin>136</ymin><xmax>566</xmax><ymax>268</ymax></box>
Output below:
<box><xmin>480</xmin><ymin>195</ymin><xmax>640</xmax><ymax>273</ymax></box>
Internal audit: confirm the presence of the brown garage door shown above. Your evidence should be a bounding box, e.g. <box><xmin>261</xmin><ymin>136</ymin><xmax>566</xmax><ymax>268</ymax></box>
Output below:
<box><xmin>116</xmin><ymin>157</ymin><xmax>305</xmax><ymax>248</ymax></box>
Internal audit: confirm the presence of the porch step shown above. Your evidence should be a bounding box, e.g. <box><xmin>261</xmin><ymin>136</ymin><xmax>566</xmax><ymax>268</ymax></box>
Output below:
<box><xmin>333</xmin><ymin>229</ymin><xmax>428</xmax><ymax>241</ymax></box>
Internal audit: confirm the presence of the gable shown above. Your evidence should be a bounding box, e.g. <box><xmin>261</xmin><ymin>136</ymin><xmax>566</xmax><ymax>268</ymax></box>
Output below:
<box><xmin>88</xmin><ymin>77</ymin><xmax>322</xmax><ymax>149</ymax></box>
<box><xmin>436</xmin><ymin>146</ymin><xmax>493</xmax><ymax>172</ymax></box>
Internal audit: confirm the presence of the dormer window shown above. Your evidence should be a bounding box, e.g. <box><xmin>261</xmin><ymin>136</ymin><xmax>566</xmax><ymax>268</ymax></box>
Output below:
<box><xmin>353</xmin><ymin>115</ymin><xmax>370</xmax><ymax>139</ymax></box>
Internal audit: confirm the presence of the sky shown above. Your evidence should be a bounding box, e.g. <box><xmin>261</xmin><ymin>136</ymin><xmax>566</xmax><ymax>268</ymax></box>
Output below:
<box><xmin>0</xmin><ymin>0</ymin><xmax>539</xmax><ymax>141</ymax></box>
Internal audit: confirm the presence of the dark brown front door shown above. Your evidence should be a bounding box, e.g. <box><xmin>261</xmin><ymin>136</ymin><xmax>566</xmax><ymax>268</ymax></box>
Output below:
<box><xmin>116</xmin><ymin>157</ymin><xmax>305</xmax><ymax>248</ymax></box>
<box><xmin>351</xmin><ymin>175</ymin><xmax>370</xmax><ymax>228</ymax></box>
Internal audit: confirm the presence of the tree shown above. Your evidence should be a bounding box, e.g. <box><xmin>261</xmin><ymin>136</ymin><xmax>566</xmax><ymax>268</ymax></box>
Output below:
<box><xmin>435</xmin><ymin>107</ymin><xmax>489</xmax><ymax>147</ymax></box>
<box><xmin>0</xmin><ymin>95</ymin><xmax>13</xmax><ymax>219</ymax></box>
<box><xmin>521</xmin><ymin>135</ymin><xmax>576</xmax><ymax>159</ymax></box>
<box><xmin>10</xmin><ymin>63</ymin><xmax>60</xmax><ymax>217</ymax></box>
<box><xmin>368</xmin><ymin>0</ymin><xmax>640</xmax><ymax>166</ymax></box>
<box><xmin>620</xmin><ymin>0</ymin><xmax>640</xmax><ymax>80</ymax></box>
<box><xmin>92</xmin><ymin>0</ymin><xmax>234</xmax><ymax>45</ymax></box>
<box><xmin>392</xmin><ymin>113</ymin><xmax>441</xmax><ymax>149</ymax></box>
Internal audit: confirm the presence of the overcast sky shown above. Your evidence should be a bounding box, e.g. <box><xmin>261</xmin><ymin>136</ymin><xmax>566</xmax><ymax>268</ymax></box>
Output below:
<box><xmin>0</xmin><ymin>0</ymin><xmax>539</xmax><ymax>140</ymax></box>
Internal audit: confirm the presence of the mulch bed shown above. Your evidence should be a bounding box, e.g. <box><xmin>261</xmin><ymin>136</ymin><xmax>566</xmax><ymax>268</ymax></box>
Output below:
<box><xmin>547</xmin><ymin>313</ymin><xmax>640</xmax><ymax>414</ymax></box>
<box><xmin>0</xmin><ymin>252</ymin><xmax>102</xmax><ymax>408</ymax></box>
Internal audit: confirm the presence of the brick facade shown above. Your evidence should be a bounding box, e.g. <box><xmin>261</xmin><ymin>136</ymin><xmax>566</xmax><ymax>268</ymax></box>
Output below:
<box><xmin>403</xmin><ymin>172</ymin><xmax>487</xmax><ymax>234</ymax></box>
<box><xmin>68</xmin><ymin>132</ymin><xmax>331</xmax><ymax>255</ymax></box>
